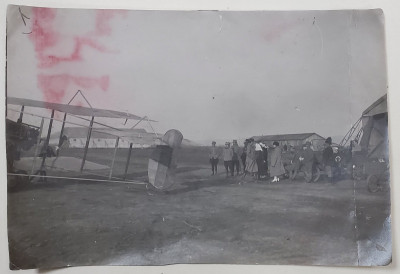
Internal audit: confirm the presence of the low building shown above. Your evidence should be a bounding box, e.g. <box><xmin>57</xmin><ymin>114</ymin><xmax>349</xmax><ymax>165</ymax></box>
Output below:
<box><xmin>251</xmin><ymin>133</ymin><xmax>325</xmax><ymax>150</ymax></box>
<box><xmin>50</xmin><ymin>127</ymin><xmax>159</xmax><ymax>149</ymax></box>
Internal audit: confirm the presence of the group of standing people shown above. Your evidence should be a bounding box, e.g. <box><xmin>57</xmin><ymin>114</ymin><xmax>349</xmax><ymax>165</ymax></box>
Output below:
<box><xmin>210</xmin><ymin>140</ymin><xmax>241</xmax><ymax>176</ymax></box>
<box><xmin>280</xmin><ymin>136</ymin><xmax>336</xmax><ymax>183</ymax></box>
<box><xmin>243</xmin><ymin>138</ymin><xmax>281</xmax><ymax>181</ymax></box>
<box><xmin>209</xmin><ymin>136</ymin><xmax>336</xmax><ymax>183</ymax></box>
<box><xmin>209</xmin><ymin>138</ymin><xmax>287</xmax><ymax>183</ymax></box>
<box><xmin>287</xmin><ymin>141</ymin><xmax>315</xmax><ymax>182</ymax></box>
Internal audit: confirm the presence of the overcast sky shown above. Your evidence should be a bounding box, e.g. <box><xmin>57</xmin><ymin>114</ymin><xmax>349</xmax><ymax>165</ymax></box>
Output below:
<box><xmin>6</xmin><ymin>7</ymin><xmax>386</xmax><ymax>144</ymax></box>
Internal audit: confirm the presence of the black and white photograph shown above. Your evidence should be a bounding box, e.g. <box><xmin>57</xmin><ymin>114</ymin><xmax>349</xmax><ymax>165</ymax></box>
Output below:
<box><xmin>4</xmin><ymin>4</ymin><xmax>392</xmax><ymax>270</ymax></box>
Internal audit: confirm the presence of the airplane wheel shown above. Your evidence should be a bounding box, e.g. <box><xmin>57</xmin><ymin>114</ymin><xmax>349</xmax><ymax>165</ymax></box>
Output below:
<box><xmin>313</xmin><ymin>167</ymin><xmax>321</xmax><ymax>182</ymax></box>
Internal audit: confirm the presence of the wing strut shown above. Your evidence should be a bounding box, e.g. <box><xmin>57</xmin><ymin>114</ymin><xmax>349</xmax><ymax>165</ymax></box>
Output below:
<box><xmin>80</xmin><ymin>116</ymin><xmax>95</xmax><ymax>172</ymax></box>
<box><xmin>39</xmin><ymin>110</ymin><xmax>55</xmax><ymax>177</ymax></box>
<box><xmin>108</xmin><ymin>137</ymin><xmax>120</xmax><ymax>180</ymax></box>
<box><xmin>30</xmin><ymin>118</ymin><xmax>44</xmax><ymax>177</ymax></box>
<box><xmin>123</xmin><ymin>143</ymin><xmax>133</xmax><ymax>180</ymax></box>
<box><xmin>57</xmin><ymin>113</ymin><xmax>68</xmax><ymax>157</ymax></box>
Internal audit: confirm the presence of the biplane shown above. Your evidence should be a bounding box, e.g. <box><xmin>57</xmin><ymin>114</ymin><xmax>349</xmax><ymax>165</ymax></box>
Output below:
<box><xmin>6</xmin><ymin>92</ymin><xmax>183</xmax><ymax>191</ymax></box>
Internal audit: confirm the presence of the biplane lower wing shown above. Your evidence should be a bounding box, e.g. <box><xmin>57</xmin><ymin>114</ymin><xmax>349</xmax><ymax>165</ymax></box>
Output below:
<box><xmin>14</xmin><ymin>157</ymin><xmax>109</xmax><ymax>173</ymax></box>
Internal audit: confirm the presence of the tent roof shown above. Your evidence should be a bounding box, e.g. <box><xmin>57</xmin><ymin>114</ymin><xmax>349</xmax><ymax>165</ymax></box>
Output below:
<box><xmin>362</xmin><ymin>94</ymin><xmax>387</xmax><ymax>117</ymax></box>
<box><xmin>252</xmin><ymin>133</ymin><xmax>324</xmax><ymax>142</ymax></box>
<box><xmin>7</xmin><ymin>97</ymin><xmax>155</xmax><ymax>121</ymax></box>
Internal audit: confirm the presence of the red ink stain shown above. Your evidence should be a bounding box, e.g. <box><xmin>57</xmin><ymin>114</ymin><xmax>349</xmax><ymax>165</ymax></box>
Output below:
<box><xmin>93</xmin><ymin>10</ymin><xmax>127</xmax><ymax>36</ymax></box>
<box><xmin>41</xmin><ymin>37</ymin><xmax>110</xmax><ymax>68</ymax></box>
<box><xmin>29</xmin><ymin>8</ymin><xmax>59</xmax><ymax>64</ymax></box>
<box><xmin>29</xmin><ymin>8</ymin><xmax>117</xmax><ymax>68</ymax></box>
<box><xmin>38</xmin><ymin>74</ymin><xmax>68</xmax><ymax>104</ymax></box>
<box><xmin>29</xmin><ymin>7</ymin><xmax>124</xmax><ymax>108</ymax></box>
<box><xmin>38</xmin><ymin>74</ymin><xmax>109</xmax><ymax>104</ymax></box>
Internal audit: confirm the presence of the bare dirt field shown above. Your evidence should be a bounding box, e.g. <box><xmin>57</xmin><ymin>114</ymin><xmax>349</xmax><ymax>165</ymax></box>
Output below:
<box><xmin>7</xmin><ymin>147</ymin><xmax>391</xmax><ymax>269</ymax></box>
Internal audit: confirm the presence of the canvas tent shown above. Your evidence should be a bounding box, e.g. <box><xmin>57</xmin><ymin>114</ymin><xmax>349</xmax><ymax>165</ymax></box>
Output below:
<box><xmin>359</xmin><ymin>94</ymin><xmax>389</xmax><ymax>159</ymax></box>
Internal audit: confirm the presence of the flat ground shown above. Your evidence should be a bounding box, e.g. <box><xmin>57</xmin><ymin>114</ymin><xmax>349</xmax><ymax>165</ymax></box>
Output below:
<box><xmin>7</xmin><ymin>147</ymin><xmax>391</xmax><ymax>269</ymax></box>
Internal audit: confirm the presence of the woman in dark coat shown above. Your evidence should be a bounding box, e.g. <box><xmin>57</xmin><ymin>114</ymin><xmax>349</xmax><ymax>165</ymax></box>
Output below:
<box><xmin>322</xmin><ymin>137</ymin><xmax>334</xmax><ymax>183</ymax></box>
<box><xmin>241</xmin><ymin>139</ymin><xmax>249</xmax><ymax>172</ymax></box>
<box><xmin>270</xmin><ymin>141</ymin><xmax>285</xmax><ymax>182</ymax></box>
<box><xmin>257</xmin><ymin>143</ymin><xmax>269</xmax><ymax>178</ymax></box>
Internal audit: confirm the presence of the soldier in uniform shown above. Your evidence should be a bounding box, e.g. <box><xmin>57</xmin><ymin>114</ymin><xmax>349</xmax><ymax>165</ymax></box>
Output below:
<box><xmin>209</xmin><ymin>141</ymin><xmax>220</xmax><ymax>175</ymax></box>
<box><xmin>322</xmin><ymin>137</ymin><xmax>334</xmax><ymax>183</ymax></box>
<box><xmin>223</xmin><ymin>142</ymin><xmax>234</xmax><ymax>177</ymax></box>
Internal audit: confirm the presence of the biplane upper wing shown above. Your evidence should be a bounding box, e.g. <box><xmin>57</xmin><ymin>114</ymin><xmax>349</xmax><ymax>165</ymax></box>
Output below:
<box><xmin>7</xmin><ymin>97</ymin><xmax>156</xmax><ymax>121</ymax></box>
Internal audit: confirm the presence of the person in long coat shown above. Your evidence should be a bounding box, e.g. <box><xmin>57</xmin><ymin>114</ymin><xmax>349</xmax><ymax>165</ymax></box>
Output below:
<box><xmin>240</xmin><ymin>139</ymin><xmax>249</xmax><ymax>172</ymax></box>
<box><xmin>302</xmin><ymin>141</ymin><xmax>315</xmax><ymax>183</ymax></box>
<box><xmin>245</xmin><ymin>138</ymin><xmax>258</xmax><ymax>176</ymax></box>
<box><xmin>254</xmin><ymin>142</ymin><xmax>263</xmax><ymax>180</ymax></box>
<box><xmin>231</xmin><ymin>140</ymin><xmax>241</xmax><ymax>176</ymax></box>
<box><xmin>270</xmin><ymin>141</ymin><xmax>285</xmax><ymax>182</ymax></box>
<box><xmin>258</xmin><ymin>143</ymin><xmax>269</xmax><ymax>178</ymax></box>
<box><xmin>322</xmin><ymin>137</ymin><xmax>334</xmax><ymax>183</ymax></box>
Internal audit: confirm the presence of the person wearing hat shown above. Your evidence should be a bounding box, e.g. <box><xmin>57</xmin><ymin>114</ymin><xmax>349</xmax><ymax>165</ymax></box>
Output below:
<box><xmin>241</xmin><ymin>139</ymin><xmax>249</xmax><ymax>172</ymax></box>
<box><xmin>209</xmin><ymin>141</ymin><xmax>220</xmax><ymax>175</ymax></box>
<box><xmin>257</xmin><ymin>142</ymin><xmax>269</xmax><ymax>179</ymax></box>
<box><xmin>244</xmin><ymin>138</ymin><xmax>258</xmax><ymax>177</ymax></box>
<box><xmin>322</xmin><ymin>137</ymin><xmax>334</xmax><ymax>183</ymax></box>
<box><xmin>254</xmin><ymin>142</ymin><xmax>264</xmax><ymax>180</ymax></box>
<box><xmin>231</xmin><ymin>140</ymin><xmax>241</xmax><ymax>176</ymax></box>
<box><xmin>288</xmin><ymin>144</ymin><xmax>306</xmax><ymax>181</ymax></box>
<box><xmin>270</xmin><ymin>141</ymin><xmax>285</xmax><ymax>182</ymax></box>
<box><xmin>302</xmin><ymin>141</ymin><xmax>315</xmax><ymax>183</ymax></box>
<box><xmin>287</xmin><ymin>146</ymin><xmax>302</xmax><ymax>180</ymax></box>
<box><xmin>223</xmin><ymin>142</ymin><xmax>234</xmax><ymax>177</ymax></box>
